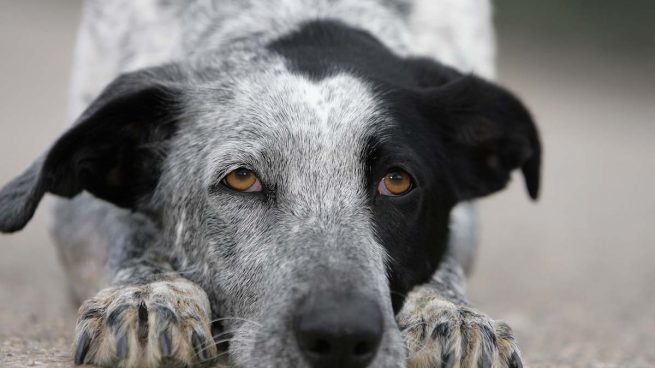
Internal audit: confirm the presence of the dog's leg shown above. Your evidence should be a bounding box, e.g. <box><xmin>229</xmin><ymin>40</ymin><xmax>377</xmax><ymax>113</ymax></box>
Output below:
<box><xmin>398</xmin><ymin>252</ymin><xmax>523</xmax><ymax>368</ymax></box>
<box><xmin>69</xmin><ymin>246</ymin><xmax>219</xmax><ymax>367</ymax></box>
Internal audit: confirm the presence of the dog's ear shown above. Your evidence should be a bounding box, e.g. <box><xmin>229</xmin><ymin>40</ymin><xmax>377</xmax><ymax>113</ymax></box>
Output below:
<box><xmin>407</xmin><ymin>59</ymin><xmax>541</xmax><ymax>201</ymax></box>
<box><xmin>0</xmin><ymin>66</ymin><xmax>186</xmax><ymax>233</ymax></box>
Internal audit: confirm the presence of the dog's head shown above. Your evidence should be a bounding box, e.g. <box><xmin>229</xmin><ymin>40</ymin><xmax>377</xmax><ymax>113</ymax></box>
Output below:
<box><xmin>0</xmin><ymin>21</ymin><xmax>540</xmax><ymax>367</ymax></box>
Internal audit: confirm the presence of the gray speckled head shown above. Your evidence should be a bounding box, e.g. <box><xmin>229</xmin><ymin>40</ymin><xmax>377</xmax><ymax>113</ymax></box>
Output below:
<box><xmin>156</xmin><ymin>65</ymin><xmax>405</xmax><ymax>366</ymax></box>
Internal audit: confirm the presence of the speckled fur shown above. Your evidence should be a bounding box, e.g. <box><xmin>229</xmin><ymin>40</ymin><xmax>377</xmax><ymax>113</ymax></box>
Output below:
<box><xmin>43</xmin><ymin>0</ymin><xmax>515</xmax><ymax>367</ymax></box>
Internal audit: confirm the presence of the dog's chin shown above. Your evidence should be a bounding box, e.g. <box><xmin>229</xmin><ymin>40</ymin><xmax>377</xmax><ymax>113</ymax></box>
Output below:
<box><xmin>226</xmin><ymin>317</ymin><xmax>407</xmax><ymax>368</ymax></box>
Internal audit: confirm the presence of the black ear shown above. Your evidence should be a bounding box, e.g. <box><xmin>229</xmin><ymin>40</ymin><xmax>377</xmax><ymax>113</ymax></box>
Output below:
<box><xmin>0</xmin><ymin>66</ymin><xmax>186</xmax><ymax>233</ymax></box>
<box><xmin>415</xmin><ymin>74</ymin><xmax>541</xmax><ymax>201</ymax></box>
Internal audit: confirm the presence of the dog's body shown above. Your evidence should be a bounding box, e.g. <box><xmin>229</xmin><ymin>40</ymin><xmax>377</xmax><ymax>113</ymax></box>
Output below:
<box><xmin>0</xmin><ymin>1</ymin><xmax>540</xmax><ymax>367</ymax></box>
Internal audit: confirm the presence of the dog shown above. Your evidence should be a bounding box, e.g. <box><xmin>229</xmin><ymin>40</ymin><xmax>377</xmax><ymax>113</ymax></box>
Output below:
<box><xmin>0</xmin><ymin>0</ymin><xmax>540</xmax><ymax>367</ymax></box>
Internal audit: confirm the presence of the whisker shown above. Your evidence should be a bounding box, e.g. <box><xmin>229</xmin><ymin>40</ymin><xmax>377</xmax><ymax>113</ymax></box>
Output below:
<box><xmin>390</xmin><ymin>290</ymin><xmax>408</xmax><ymax>299</ymax></box>
<box><xmin>209</xmin><ymin>316</ymin><xmax>263</xmax><ymax>327</ymax></box>
<box><xmin>196</xmin><ymin>349</ymin><xmax>232</xmax><ymax>365</ymax></box>
<box><xmin>213</xmin><ymin>337</ymin><xmax>256</xmax><ymax>346</ymax></box>
<box><xmin>212</xmin><ymin>330</ymin><xmax>236</xmax><ymax>340</ymax></box>
<box><xmin>194</xmin><ymin>336</ymin><xmax>257</xmax><ymax>359</ymax></box>
<box><xmin>401</xmin><ymin>321</ymin><xmax>427</xmax><ymax>331</ymax></box>
<box><xmin>212</xmin><ymin>328</ymin><xmax>264</xmax><ymax>341</ymax></box>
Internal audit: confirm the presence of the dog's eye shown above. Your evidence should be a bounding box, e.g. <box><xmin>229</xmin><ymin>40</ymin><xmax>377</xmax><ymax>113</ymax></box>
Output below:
<box><xmin>223</xmin><ymin>168</ymin><xmax>262</xmax><ymax>192</ymax></box>
<box><xmin>378</xmin><ymin>170</ymin><xmax>413</xmax><ymax>196</ymax></box>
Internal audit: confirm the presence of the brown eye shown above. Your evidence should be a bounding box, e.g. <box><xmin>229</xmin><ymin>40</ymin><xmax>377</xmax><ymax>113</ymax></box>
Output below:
<box><xmin>223</xmin><ymin>168</ymin><xmax>262</xmax><ymax>192</ymax></box>
<box><xmin>378</xmin><ymin>170</ymin><xmax>413</xmax><ymax>196</ymax></box>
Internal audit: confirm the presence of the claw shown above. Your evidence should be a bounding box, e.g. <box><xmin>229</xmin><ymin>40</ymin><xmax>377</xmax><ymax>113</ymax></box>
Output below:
<box><xmin>106</xmin><ymin>304</ymin><xmax>129</xmax><ymax>328</ymax></box>
<box><xmin>480</xmin><ymin>350</ymin><xmax>492</xmax><ymax>368</ymax></box>
<box><xmin>441</xmin><ymin>353</ymin><xmax>455</xmax><ymax>368</ymax></box>
<box><xmin>74</xmin><ymin>330</ymin><xmax>91</xmax><ymax>365</ymax></box>
<box><xmin>479</xmin><ymin>325</ymin><xmax>495</xmax><ymax>368</ymax></box>
<box><xmin>137</xmin><ymin>302</ymin><xmax>149</xmax><ymax>344</ymax></box>
<box><xmin>116</xmin><ymin>333</ymin><xmax>128</xmax><ymax>359</ymax></box>
<box><xmin>159</xmin><ymin>329</ymin><xmax>173</xmax><ymax>358</ymax></box>
<box><xmin>431</xmin><ymin>322</ymin><xmax>450</xmax><ymax>340</ymax></box>
<box><xmin>509</xmin><ymin>352</ymin><xmax>523</xmax><ymax>368</ymax></box>
<box><xmin>191</xmin><ymin>330</ymin><xmax>209</xmax><ymax>360</ymax></box>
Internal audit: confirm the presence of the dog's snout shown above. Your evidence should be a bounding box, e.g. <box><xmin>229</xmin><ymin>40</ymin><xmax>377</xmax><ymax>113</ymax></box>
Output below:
<box><xmin>294</xmin><ymin>292</ymin><xmax>383</xmax><ymax>368</ymax></box>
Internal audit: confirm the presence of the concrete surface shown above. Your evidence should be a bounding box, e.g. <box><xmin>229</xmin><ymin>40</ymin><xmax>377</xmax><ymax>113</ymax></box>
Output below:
<box><xmin>0</xmin><ymin>1</ymin><xmax>654</xmax><ymax>367</ymax></box>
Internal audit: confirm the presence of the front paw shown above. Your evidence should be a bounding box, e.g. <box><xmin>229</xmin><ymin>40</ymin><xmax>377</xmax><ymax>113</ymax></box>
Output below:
<box><xmin>398</xmin><ymin>289</ymin><xmax>522</xmax><ymax>368</ymax></box>
<box><xmin>73</xmin><ymin>279</ymin><xmax>217</xmax><ymax>367</ymax></box>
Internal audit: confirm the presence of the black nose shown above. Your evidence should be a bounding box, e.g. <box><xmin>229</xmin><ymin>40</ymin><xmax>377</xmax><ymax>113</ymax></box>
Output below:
<box><xmin>294</xmin><ymin>292</ymin><xmax>383</xmax><ymax>368</ymax></box>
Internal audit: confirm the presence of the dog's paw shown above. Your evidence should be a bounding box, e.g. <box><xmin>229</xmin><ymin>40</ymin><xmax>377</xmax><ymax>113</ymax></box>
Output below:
<box><xmin>73</xmin><ymin>279</ymin><xmax>217</xmax><ymax>367</ymax></box>
<box><xmin>398</xmin><ymin>289</ymin><xmax>522</xmax><ymax>368</ymax></box>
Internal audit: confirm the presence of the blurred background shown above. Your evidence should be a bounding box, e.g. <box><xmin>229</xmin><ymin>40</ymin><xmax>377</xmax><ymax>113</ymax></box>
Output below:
<box><xmin>0</xmin><ymin>1</ymin><xmax>653</xmax><ymax>367</ymax></box>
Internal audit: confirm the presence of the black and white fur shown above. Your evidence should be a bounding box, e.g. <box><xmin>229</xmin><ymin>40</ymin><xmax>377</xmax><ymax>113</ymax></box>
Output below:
<box><xmin>0</xmin><ymin>1</ymin><xmax>540</xmax><ymax>367</ymax></box>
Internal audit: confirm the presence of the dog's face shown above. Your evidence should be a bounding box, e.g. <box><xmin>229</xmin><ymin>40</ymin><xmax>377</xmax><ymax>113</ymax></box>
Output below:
<box><xmin>0</xmin><ymin>21</ymin><xmax>540</xmax><ymax>367</ymax></box>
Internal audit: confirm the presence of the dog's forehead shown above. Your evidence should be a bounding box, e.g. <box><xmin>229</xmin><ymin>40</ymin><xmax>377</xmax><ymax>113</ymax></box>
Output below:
<box><xmin>235</xmin><ymin>70</ymin><xmax>382</xmax><ymax>136</ymax></box>
<box><xmin>205</xmin><ymin>69</ymin><xmax>389</xmax><ymax>186</ymax></box>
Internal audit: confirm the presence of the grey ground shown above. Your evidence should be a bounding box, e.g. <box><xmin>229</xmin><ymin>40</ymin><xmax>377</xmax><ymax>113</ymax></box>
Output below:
<box><xmin>0</xmin><ymin>1</ymin><xmax>654</xmax><ymax>367</ymax></box>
